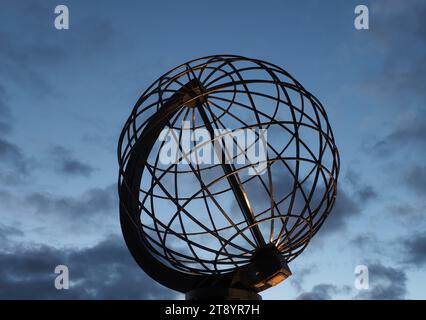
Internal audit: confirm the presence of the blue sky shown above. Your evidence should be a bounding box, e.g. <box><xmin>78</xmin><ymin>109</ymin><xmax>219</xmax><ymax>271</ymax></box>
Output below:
<box><xmin>0</xmin><ymin>0</ymin><xmax>425</xmax><ymax>299</ymax></box>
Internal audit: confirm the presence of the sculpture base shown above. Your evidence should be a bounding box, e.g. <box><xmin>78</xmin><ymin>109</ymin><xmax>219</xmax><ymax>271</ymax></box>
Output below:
<box><xmin>186</xmin><ymin>287</ymin><xmax>262</xmax><ymax>300</ymax></box>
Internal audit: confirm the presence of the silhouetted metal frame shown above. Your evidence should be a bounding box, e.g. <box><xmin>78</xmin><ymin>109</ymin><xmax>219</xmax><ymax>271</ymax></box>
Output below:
<box><xmin>118</xmin><ymin>55</ymin><xmax>340</xmax><ymax>293</ymax></box>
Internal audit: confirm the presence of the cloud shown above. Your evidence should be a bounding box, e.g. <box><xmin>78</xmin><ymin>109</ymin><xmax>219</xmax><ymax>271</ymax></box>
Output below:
<box><xmin>356</xmin><ymin>185</ymin><xmax>378</xmax><ymax>203</ymax></box>
<box><xmin>0</xmin><ymin>137</ymin><xmax>33</xmax><ymax>185</ymax></box>
<box><xmin>402</xmin><ymin>165</ymin><xmax>426</xmax><ymax>195</ymax></box>
<box><xmin>26</xmin><ymin>183</ymin><xmax>116</xmax><ymax>219</ymax></box>
<box><xmin>0</xmin><ymin>85</ymin><xmax>12</xmax><ymax>134</ymax></box>
<box><xmin>0</xmin><ymin>234</ymin><xmax>177</xmax><ymax>299</ymax></box>
<box><xmin>289</xmin><ymin>264</ymin><xmax>317</xmax><ymax>293</ymax></box>
<box><xmin>355</xmin><ymin>263</ymin><xmax>407</xmax><ymax>300</ymax></box>
<box><xmin>0</xmin><ymin>31</ymin><xmax>59</xmax><ymax>97</ymax></box>
<box><xmin>49</xmin><ymin>145</ymin><xmax>95</xmax><ymax>177</ymax></box>
<box><xmin>401</xmin><ymin>232</ymin><xmax>426</xmax><ymax>268</ymax></box>
<box><xmin>0</xmin><ymin>1</ymin><xmax>116</xmax><ymax>97</ymax></box>
<box><xmin>386</xmin><ymin>201</ymin><xmax>425</xmax><ymax>223</ymax></box>
<box><xmin>319</xmin><ymin>188</ymin><xmax>360</xmax><ymax>234</ymax></box>
<box><xmin>318</xmin><ymin>172</ymin><xmax>377</xmax><ymax>235</ymax></box>
<box><xmin>361</xmin><ymin>2</ymin><xmax>426</xmax><ymax>158</ymax></box>
<box><xmin>366</xmin><ymin>110</ymin><xmax>426</xmax><ymax>158</ymax></box>
<box><xmin>297</xmin><ymin>262</ymin><xmax>408</xmax><ymax>300</ymax></box>
<box><xmin>349</xmin><ymin>231</ymin><xmax>426</xmax><ymax>272</ymax></box>
<box><xmin>0</xmin><ymin>183</ymin><xmax>118</xmax><ymax>244</ymax></box>
<box><xmin>0</xmin><ymin>139</ymin><xmax>29</xmax><ymax>172</ymax></box>
<box><xmin>0</xmin><ymin>84</ymin><xmax>33</xmax><ymax>185</ymax></box>
<box><xmin>0</xmin><ymin>223</ymin><xmax>24</xmax><ymax>247</ymax></box>
<box><xmin>295</xmin><ymin>284</ymin><xmax>339</xmax><ymax>300</ymax></box>
<box><xmin>367</xmin><ymin>0</ymin><xmax>426</xmax><ymax>100</ymax></box>
<box><xmin>349</xmin><ymin>233</ymin><xmax>384</xmax><ymax>256</ymax></box>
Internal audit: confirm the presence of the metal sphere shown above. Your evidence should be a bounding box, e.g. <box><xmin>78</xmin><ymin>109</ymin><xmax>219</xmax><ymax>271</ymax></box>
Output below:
<box><xmin>118</xmin><ymin>55</ymin><xmax>339</xmax><ymax>293</ymax></box>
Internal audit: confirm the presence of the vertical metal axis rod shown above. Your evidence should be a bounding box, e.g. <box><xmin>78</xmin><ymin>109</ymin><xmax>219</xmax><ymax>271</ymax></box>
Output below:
<box><xmin>195</xmin><ymin>99</ymin><xmax>266</xmax><ymax>248</ymax></box>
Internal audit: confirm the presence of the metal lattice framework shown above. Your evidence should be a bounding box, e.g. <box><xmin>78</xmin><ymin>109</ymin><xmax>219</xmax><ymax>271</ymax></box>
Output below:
<box><xmin>118</xmin><ymin>55</ymin><xmax>339</xmax><ymax>293</ymax></box>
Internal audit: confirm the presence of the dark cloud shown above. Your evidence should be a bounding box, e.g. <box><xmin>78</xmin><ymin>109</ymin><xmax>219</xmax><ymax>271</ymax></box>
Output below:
<box><xmin>26</xmin><ymin>183</ymin><xmax>116</xmax><ymax>219</ymax></box>
<box><xmin>320</xmin><ymin>188</ymin><xmax>360</xmax><ymax>234</ymax></box>
<box><xmin>296</xmin><ymin>284</ymin><xmax>339</xmax><ymax>300</ymax></box>
<box><xmin>368</xmin><ymin>0</ymin><xmax>426</xmax><ymax>99</ymax></box>
<box><xmin>0</xmin><ymin>1</ymin><xmax>115</xmax><ymax>97</ymax></box>
<box><xmin>401</xmin><ymin>232</ymin><xmax>426</xmax><ymax>268</ymax></box>
<box><xmin>0</xmin><ymin>138</ymin><xmax>32</xmax><ymax>185</ymax></box>
<box><xmin>350</xmin><ymin>232</ymin><xmax>426</xmax><ymax>271</ymax></box>
<box><xmin>344</xmin><ymin>169</ymin><xmax>378</xmax><ymax>201</ymax></box>
<box><xmin>320</xmin><ymin>171</ymin><xmax>377</xmax><ymax>235</ymax></box>
<box><xmin>0</xmin><ymin>223</ymin><xmax>24</xmax><ymax>245</ymax></box>
<box><xmin>289</xmin><ymin>264</ymin><xmax>317</xmax><ymax>293</ymax></box>
<box><xmin>0</xmin><ymin>190</ymin><xmax>16</xmax><ymax>207</ymax></box>
<box><xmin>372</xmin><ymin>0</ymin><xmax>426</xmax><ymax>43</ymax></box>
<box><xmin>295</xmin><ymin>262</ymin><xmax>407</xmax><ymax>300</ymax></box>
<box><xmin>49</xmin><ymin>145</ymin><xmax>95</xmax><ymax>177</ymax></box>
<box><xmin>316</xmin><ymin>170</ymin><xmax>377</xmax><ymax>234</ymax></box>
<box><xmin>355</xmin><ymin>263</ymin><xmax>407</xmax><ymax>300</ymax></box>
<box><xmin>402</xmin><ymin>165</ymin><xmax>426</xmax><ymax>195</ymax></box>
<box><xmin>357</xmin><ymin>0</ymin><xmax>426</xmax><ymax>164</ymax></box>
<box><xmin>0</xmin><ymin>183</ymin><xmax>117</xmax><ymax>239</ymax></box>
<box><xmin>363</xmin><ymin>2</ymin><xmax>426</xmax><ymax>158</ymax></box>
<box><xmin>0</xmin><ymin>139</ymin><xmax>28</xmax><ymax>172</ymax></box>
<box><xmin>0</xmin><ymin>83</ymin><xmax>33</xmax><ymax>185</ymax></box>
<box><xmin>0</xmin><ymin>234</ymin><xmax>177</xmax><ymax>299</ymax></box>
<box><xmin>0</xmin><ymin>85</ymin><xmax>12</xmax><ymax>134</ymax></box>
<box><xmin>386</xmin><ymin>201</ymin><xmax>425</xmax><ymax>222</ymax></box>
<box><xmin>349</xmin><ymin>233</ymin><xmax>383</xmax><ymax>255</ymax></box>
<box><xmin>366</xmin><ymin>111</ymin><xmax>426</xmax><ymax>158</ymax></box>
<box><xmin>0</xmin><ymin>27</ymin><xmax>65</xmax><ymax>98</ymax></box>
<box><xmin>356</xmin><ymin>185</ymin><xmax>378</xmax><ymax>203</ymax></box>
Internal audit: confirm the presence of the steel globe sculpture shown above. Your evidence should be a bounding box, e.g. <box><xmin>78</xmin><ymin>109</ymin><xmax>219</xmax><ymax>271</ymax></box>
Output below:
<box><xmin>118</xmin><ymin>55</ymin><xmax>339</xmax><ymax>300</ymax></box>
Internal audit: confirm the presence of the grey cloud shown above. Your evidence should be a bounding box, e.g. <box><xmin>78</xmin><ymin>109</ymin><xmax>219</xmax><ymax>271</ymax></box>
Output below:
<box><xmin>319</xmin><ymin>171</ymin><xmax>377</xmax><ymax>235</ymax></box>
<box><xmin>289</xmin><ymin>264</ymin><xmax>317</xmax><ymax>293</ymax></box>
<box><xmin>367</xmin><ymin>111</ymin><xmax>426</xmax><ymax>158</ymax></box>
<box><xmin>0</xmin><ymin>234</ymin><xmax>177</xmax><ymax>299</ymax></box>
<box><xmin>386</xmin><ymin>201</ymin><xmax>425</xmax><ymax>222</ymax></box>
<box><xmin>0</xmin><ymin>1</ymin><xmax>115</xmax><ymax>98</ymax></box>
<box><xmin>0</xmin><ymin>84</ymin><xmax>33</xmax><ymax>185</ymax></box>
<box><xmin>368</xmin><ymin>0</ymin><xmax>426</xmax><ymax>98</ymax></box>
<box><xmin>402</xmin><ymin>165</ymin><xmax>426</xmax><ymax>195</ymax></box>
<box><xmin>49</xmin><ymin>145</ymin><xmax>95</xmax><ymax>177</ymax></box>
<box><xmin>296</xmin><ymin>284</ymin><xmax>339</xmax><ymax>300</ymax></box>
<box><xmin>401</xmin><ymin>232</ymin><xmax>426</xmax><ymax>268</ymax></box>
<box><xmin>0</xmin><ymin>138</ymin><xmax>32</xmax><ymax>185</ymax></box>
<box><xmin>344</xmin><ymin>169</ymin><xmax>378</xmax><ymax>203</ymax></box>
<box><xmin>319</xmin><ymin>188</ymin><xmax>360</xmax><ymax>234</ymax></box>
<box><xmin>0</xmin><ymin>190</ymin><xmax>19</xmax><ymax>209</ymax></box>
<box><xmin>362</xmin><ymin>2</ymin><xmax>426</xmax><ymax>157</ymax></box>
<box><xmin>350</xmin><ymin>232</ymin><xmax>426</xmax><ymax>270</ymax></box>
<box><xmin>0</xmin><ymin>139</ymin><xmax>29</xmax><ymax>173</ymax></box>
<box><xmin>311</xmin><ymin>178</ymin><xmax>375</xmax><ymax>235</ymax></box>
<box><xmin>295</xmin><ymin>262</ymin><xmax>407</xmax><ymax>300</ymax></box>
<box><xmin>0</xmin><ymin>85</ymin><xmax>12</xmax><ymax>134</ymax></box>
<box><xmin>356</xmin><ymin>185</ymin><xmax>378</xmax><ymax>203</ymax></box>
<box><xmin>350</xmin><ymin>233</ymin><xmax>382</xmax><ymax>253</ymax></box>
<box><xmin>26</xmin><ymin>183</ymin><xmax>116</xmax><ymax>219</ymax></box>
<box><xmin>373</xmin><ymin>0</ymin><xmax>426</xmax><ymax>43</ymax></box>
<box><xmin>0</xmin><ymin>224</ymin><xmax>24</xmax><ymax>246</ymax></box>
